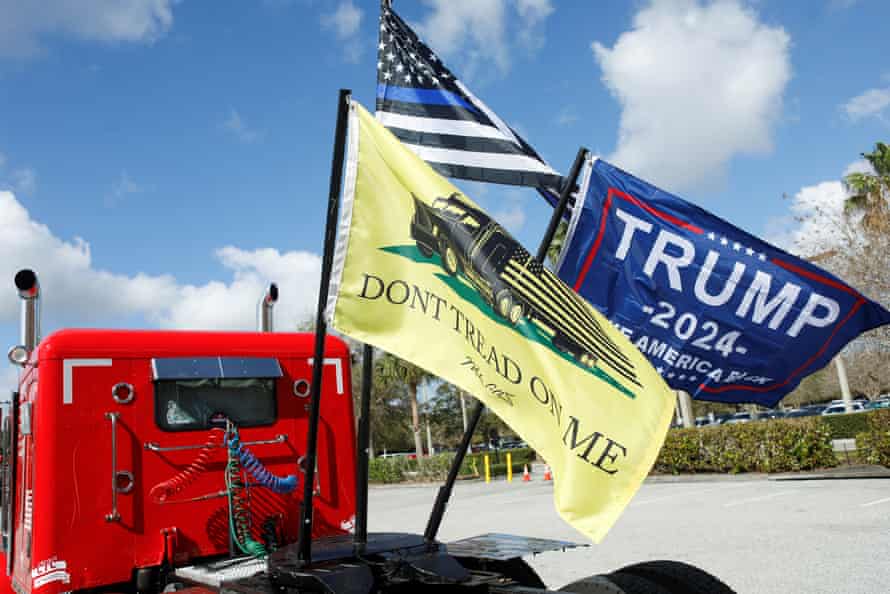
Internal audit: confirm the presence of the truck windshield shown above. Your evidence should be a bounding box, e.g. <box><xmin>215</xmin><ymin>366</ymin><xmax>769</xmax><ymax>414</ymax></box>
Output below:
<box><xmin>154</xmin><ymin>378</ymin><xmax>276</xmax><ymax>431</ymax></box>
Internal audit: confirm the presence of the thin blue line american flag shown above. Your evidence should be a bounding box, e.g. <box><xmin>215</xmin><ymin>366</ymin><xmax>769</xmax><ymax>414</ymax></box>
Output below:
<box><xmin>375</xmin><ymin>2</ymin><xmax>563</xmax><ymax>202</ymax></box>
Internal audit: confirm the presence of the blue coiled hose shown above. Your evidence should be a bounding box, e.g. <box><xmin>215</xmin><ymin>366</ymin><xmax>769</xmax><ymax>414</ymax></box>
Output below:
<box><xmin>226</xmin><ymin>433</ymin><xmax>298</xmax><ymax>494</ymax></box>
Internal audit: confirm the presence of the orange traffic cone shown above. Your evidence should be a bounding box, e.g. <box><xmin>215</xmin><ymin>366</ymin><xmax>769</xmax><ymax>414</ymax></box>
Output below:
<box><xmin>543</xmin><ymin>465</ymin><xmax>552</xmax><ymax>481</ymax></box>
<box><xmin>522</xmin><ymin>464</ymin><xmax>531</xmax><ymax>482</ymax></box>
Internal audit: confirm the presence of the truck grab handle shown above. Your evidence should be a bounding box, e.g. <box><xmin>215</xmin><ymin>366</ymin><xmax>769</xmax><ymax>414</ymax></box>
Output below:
<box><xmin>144</xmin><ymin>434</ymin><xmax>287</xmax><ymax>453</ymax></box>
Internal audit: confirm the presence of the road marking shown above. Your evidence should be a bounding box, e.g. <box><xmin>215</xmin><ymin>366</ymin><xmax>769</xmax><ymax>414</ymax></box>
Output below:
<box><xmin>723</xmin><ymin>491</ymin><xmax>793</xmax><ymax>508</ymax></box>
<box><xmin>860</xmin><ymin>496</ymin><xmax>890</xmax><ymax>508</ymax></box>
<box><xmin>632</xmin><ymin>483</ymin><xmax>752</xmax><ymax>506</ymax></box>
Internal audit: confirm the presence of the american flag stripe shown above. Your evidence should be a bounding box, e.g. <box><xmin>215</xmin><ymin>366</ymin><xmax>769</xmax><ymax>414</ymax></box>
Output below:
<box><xmin>376</xmin><ymin>2</ymin><xmax>562</xmax><ymax>197</ymax></box>
<box><xmin>502</xmin><ymin>265</ymin><xmax>637</xmax><ymax>379</ymax></box>
<box><xmin>376</xmin><ymin>84</ymin><xmax>477</xmax><ymax>111</ymax></box>
<box><xmin>421</xmin><ymin>162</ymin><xmax>563</xmax><ymax>190</ymax></box>
<box><xmin>376</xmin><ymin>99</ymin><xmax>491</xmax><ymax>125</ymax></box>
<box><xmin>376</xmin><ymin>112</ymin><xmax>507</xmax><ymax>140</ymax></box>
<box><xmin>402</xmin><ymin>144</ymin><xmax>559</xmax><ymax>175</ymax></box>
<box><xmin>504</xmin><ymin>263</ymin><xmax>628</xmax><ymax>364</ymax></box>
<box><xmin>388</xmin><ymin>127</ymin><xmax>529</xmax><ymax>155</ymax></box>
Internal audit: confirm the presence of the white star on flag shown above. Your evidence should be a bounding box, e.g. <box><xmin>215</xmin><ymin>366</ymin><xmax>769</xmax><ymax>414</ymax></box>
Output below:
<box><xmin>746</xmin><ymin>247</ymin><xmax>754</xmax><ymax>256</ymax></box>
<box><xmin>395</xmin><ymin>63</ymin><xmax>404</xmax><ymax>72</ymax></box>
<box><xmin>707</xmin><ymin>232</ymin><xmax>716</xmax><ymax>240</ymax></box>
<box><xmin>404</xmin><ymin>74</ymin><xmax>412</xmax><ymax>83</ymax></box>
<box><xmin>759</xmin><ymin>253</ymin><xmax>767</xmax><ymax>261</ymax></box>
<box><xmin>720</xmin><ymin>237</ymin><xmax>729</xmax><ymax>246</ymax></box>
<box><xmin>378</xmin><ymin>42</ymin><xmax>385</xmax><ymax>50</ymax></box>
<box><xmin>733</xmin><ymin>242</ymin><xmax>742</xmax><ymax>251</ymax></box>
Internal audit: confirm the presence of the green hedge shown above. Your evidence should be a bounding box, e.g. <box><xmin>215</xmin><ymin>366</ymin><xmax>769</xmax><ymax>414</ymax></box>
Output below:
<box><xmin>368</xmin><ymin>452</ymin><xmax>478</xmax><ymax>483</ymax></box>
<box><xmin>856</xmin><ymin>410</ymin><xmax>890</xmax><ymax>467</ymax></box>
<box><xmin>368</xmin><ymin>448</ymin><xmax>536</xmax><ymax>483</ymax></box>
<box><xmin>654</xmin><ymin>418</ymin><xmax>837</xmax><ymax>474</ymax></box>
<box><xmin>822</xmin><ymin>411</ymin><xmax>871</xmax><ymax>439</ymax></box>
<box><xmin>466</xmin><ymin>447</ymin><xmax>536</xmax><ymax>471</ymax></box>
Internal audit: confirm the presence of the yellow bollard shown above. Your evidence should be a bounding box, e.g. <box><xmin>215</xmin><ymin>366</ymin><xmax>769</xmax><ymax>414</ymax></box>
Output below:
<box><xmin>506</xmin><ymin>452</ymin><xmax>512</xmax><ymax>482</ymax></box>
<box><xmin>484</xmin><ymin>454</ymin><xmax>490</xmax><ymax>484</ymax></box>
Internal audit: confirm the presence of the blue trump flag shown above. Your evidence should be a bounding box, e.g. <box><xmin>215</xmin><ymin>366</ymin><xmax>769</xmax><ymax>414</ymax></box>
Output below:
<box><xmin>556</xmin><ymin>159</ymin><xmax>890</xmax><ymax>407</ymax></box>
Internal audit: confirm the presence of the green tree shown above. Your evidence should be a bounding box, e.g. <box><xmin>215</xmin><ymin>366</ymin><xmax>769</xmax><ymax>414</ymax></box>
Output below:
<box><xmin>844</xmin><ymin>142</ymin><xmax>890</xmax><ymax>233</ymax></box>
<box><xmin>792</xmin><ymin>141</ymin><xmax>890</xmax><ymax>399</ymax></box>
<box><xmin>376</xmin><ymin>354</ymin><xmax>431</xmax><ymax>458</ymax></box>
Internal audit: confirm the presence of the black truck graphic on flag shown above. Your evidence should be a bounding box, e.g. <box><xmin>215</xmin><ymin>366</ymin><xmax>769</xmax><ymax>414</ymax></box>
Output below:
<box><xmin>410</xmin><ymin>193</ymin><xmax>640</xmax><ymax>390</ymax></box>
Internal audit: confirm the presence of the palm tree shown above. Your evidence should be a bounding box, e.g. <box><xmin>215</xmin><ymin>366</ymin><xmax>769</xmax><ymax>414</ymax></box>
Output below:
<box><xmin>376</xmin><ymin>354</ymin><xmax>431</xmax><ymax>459</ymax></box>
<box><xmin>844</xmin><ymin>142</ymin><xmax>890</xmax><ymax>233</ymax></box>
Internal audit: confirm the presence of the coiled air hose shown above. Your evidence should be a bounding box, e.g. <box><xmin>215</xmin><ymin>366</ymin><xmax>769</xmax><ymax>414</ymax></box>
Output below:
<box><xmin>225</xmin><ymin>438</ymin><xmax>267</xmax><ymax>558</ymax></box>
<box><xmin>226</xmin><ymin>432</ymin><xmax>297</xmax><ymax>494</ymax></box>
<box><xmin>150</xmin><ymin>431</ymin><xmax>223</xmax><ymax>504</ymax></box>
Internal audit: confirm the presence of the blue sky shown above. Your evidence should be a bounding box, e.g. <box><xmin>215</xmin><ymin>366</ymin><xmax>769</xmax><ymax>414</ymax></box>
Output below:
<box><xmin>1</xmin><ymin>0</ymin><xmax>889</xmax><ymax>388</ymax></box>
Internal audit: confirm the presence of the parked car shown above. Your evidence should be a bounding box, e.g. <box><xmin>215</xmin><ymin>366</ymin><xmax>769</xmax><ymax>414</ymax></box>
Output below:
<box><xmin>821</xmin><ymin>402</ymin><xmax>866</xmax><ymax>416</ymax></box>
<box><xmin>785</xmin><ymin>408</ymin><xmax>822</xmax><ymax>418</ymax></box>
<box><xmin>723</xmin><ymin>412</ymin><xmax>754</xmax><ymax>424</ymax></box>
<box><xmin>865</xmin><ymin>399</ymin><xmax>890</xmax><ymax>410</ymax></box>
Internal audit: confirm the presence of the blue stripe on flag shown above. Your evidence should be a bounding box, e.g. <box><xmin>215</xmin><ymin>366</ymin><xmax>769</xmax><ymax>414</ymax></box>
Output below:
<box><xmin>376</xmin><ymin>84</ymin><xmax>476</xmax><ymax>112</ymax></box>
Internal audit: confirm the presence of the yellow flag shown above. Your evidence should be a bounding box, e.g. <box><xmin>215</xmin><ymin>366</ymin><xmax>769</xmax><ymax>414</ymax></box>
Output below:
<box><xmin>327</xmin><ymin>101</ymin><xmax>674</xmax><ymax>542</ymax></box>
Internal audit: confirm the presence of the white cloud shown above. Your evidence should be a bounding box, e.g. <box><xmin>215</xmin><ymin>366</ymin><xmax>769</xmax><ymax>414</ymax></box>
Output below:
<box><xmin>766</xmin><ymin>158</ymin><xmax>873</xmax><ymax>257</ymax></box>
<box><xmin>844</xmin><ymin>159</ymin><xmax>875</xmax><ymax>177</ymax></box>
<box><xmin>592</xmin><ymin>0</ymin><xmax>791</xmax><ymax>192</ymax></box>
<box><xmin>321</xmin><ymin>0</ymin><xmax>362</xmax><ymax>39</ymax></box>
<box><xmin>516</xmin><ymin>0</ymin><xmax>553</xmax><ymax>51</ymax></box>
<box><xmin>321</xmin><ymin>0</ymin><xmax>363</xmax><ymax>63</ymax></box>
<box><xmin>223</xmin><ymin>108</ymin><xmax>263</xmax><ymax>144</ymax></box>
<box><xmin>416</xmin><ymin>0</ymin><xmax>555</xmax><ymax>79</ymax></box>
<box><xmin>418</xmin><ymin>0</ymin><xmax>509</xmax><ymax>76</ymax></box>
<box><xmin>842</xmin><ymin>87</ymin><xmax>890</xmax><ymax>123</ymax></box>
<box><xmin>786</xmin><ymin>180</ymin><xmax>849</xmax><ymax>257</ymax></box>
<box><xmin>0</xmin><ymin>0</ymin><xmax>178</xmax><ymax>59</ymax></box>
<box><xmin>0</xmin><ymin>190</ymin><xmax>321</xmax><ymax>333</ymax></box>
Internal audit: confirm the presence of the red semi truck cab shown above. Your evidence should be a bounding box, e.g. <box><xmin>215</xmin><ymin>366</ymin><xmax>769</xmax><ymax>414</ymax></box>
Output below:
<box><xmin>0</xmin><ymin>327</ymin><xmax>356</xmax><ymax>594</ymax></box>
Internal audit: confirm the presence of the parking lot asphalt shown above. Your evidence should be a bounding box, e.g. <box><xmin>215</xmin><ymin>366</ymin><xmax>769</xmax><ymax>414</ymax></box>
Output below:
<box><xmin>368</xmin><ymin>476</ymin><xmax>890</xmax><ymax>593</ymax></box>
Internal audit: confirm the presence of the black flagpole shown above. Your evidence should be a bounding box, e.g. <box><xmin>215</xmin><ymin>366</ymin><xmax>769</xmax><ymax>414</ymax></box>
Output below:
<box><xmin>423</xmin><ymin>147</ymin><xmax>589</xmax><ymax>545</ymax></box>
<box><xmin>298</xmin><ymin>88</ymin><xmax>352</xmax><ymax>564</ymax></box>
<box><xmin>353</xmin><ymin>344</ymin><xmax>374</xmax><ymax>550</ymax></box>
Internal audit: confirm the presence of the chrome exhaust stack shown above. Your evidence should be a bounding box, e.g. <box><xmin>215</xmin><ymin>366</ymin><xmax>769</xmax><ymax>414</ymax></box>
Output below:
<box><xmin>8</xmin><ymin>269</ymin><xmax>40</xmax><ymax>366</ymax></box>
<box><xmin>258</xmin><ymin>283</ymin><xmax>278</xmax><ymax>332</ymax></box>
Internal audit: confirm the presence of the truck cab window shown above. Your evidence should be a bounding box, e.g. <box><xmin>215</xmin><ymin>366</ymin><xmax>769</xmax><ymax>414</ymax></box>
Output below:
<box><xmin>154</xmin><ymin>378</ymin><xmax>276</xmax><ymax>432</ymax></box>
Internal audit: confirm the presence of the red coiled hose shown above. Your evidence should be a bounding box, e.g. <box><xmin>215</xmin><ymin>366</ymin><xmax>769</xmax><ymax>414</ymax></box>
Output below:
<box><xmin>150</xmin><ymin>430</ymin><xmax>223</xmax><ymax>504</ymax></box>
